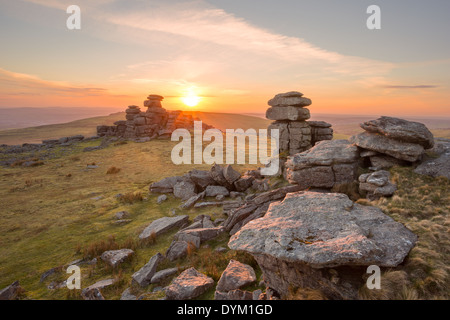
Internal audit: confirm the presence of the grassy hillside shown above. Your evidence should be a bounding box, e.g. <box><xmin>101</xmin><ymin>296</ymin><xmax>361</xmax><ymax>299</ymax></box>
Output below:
<box><xmin>0</xmin><ymin>111</ymin><xmax>272</xmax><ymax>145</ymax></box>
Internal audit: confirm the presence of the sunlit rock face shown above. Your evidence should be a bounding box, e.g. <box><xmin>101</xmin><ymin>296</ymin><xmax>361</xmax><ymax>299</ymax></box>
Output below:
<box><xmin>229</xmin><ymin>191</ymin><xmax>417</xmax><ymax>299</ymax></box>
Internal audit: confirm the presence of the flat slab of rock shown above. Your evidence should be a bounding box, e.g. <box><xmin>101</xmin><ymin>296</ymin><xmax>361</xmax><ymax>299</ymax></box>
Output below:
<box><xmin>165</xmin><ymin>267</ymin><xmax>214</xmax><ymax>300</ymax></box>
<box><xmin>229</xmin><ymin>191</ymin><xmax>417</xmax><ymax>268</ymax></box>
<box><xmin>216</xmin><ymin>260</ymin><xmax>256</xmax><ymax>292</ymax></box>
<box><xmin>173</xmin><ymin>180</ymin><xmax>197</xmax><ymax>200</ymax></box>
<box><xmin>266</xmin><ymin>106</ymin><xmax>310</xmax><ymax>121</ymax></box>
<box><xmin>350</xmin><ymin>132</ymin><xmax>424</xmax><ymax>162</ymax></box>
<box><xmin>268</xmin><ymin>92</ymin><xmax>311</xmax><ymax>107</ymax></box>
<box><xmin>205</xmin><ymin>185</ymin><xmax>229</xmax><ymax>197</ymax></box>
<box><xmin>101</xmin><ymin>249</ymin><xmax>134</xmax><ymax>267</ymax></box>
<box><xmin>132</xmin><ymin>253</ymin><xmax>163</xmax><ymax>287</ymax></box>
<box><xmin>287</xmin><ymin>140</ymin><xmax>359</xmax><ymax>169</ymax></box>
<box><xmin>360</xmin><ymin>116</ymin><xmax>434</xmax><ymax>149</ymax></box>
<box><xmin>139</xmin><ymin>215</ymin><xmax>189</xmax><ymax>240</ymax></box>
<box><xmin>414</xmin><ymin>139</ymin><xmax>450</xmax><ymax>179</ymax></box>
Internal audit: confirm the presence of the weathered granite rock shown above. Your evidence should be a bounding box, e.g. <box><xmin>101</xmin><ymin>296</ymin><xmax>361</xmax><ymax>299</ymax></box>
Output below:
<box><xmin>234</xmin><ymin>176</ymin><xmax>255</xmax><ymax>192</ymax></box>
<box><xmin>350</xmin><ymin>132</ymin><xmax>424</xmax><ymax>162</ymax></box>
<box><xmin>210</xmin><ymin>164</ymin><xmax>232</xmax><ymax>188</ymax></box>
<box><xmin>0</xmin><ymin>281</ymin><xmax>23</xmax><ymax>300</ymax></box>
<box><xmin>268</xmin><ymin>92</ymin><xmax>312</xmax><ymax>107</ymax></box>
<box><xmin>165</xmin><ymin>241</ymin><xmax>190</xmax><ymax>261</ymax></box>
<box><xmin>223</xmin><ymin>165</ymin><xmax>241</xmax><ymax>185</ymax></box>
<box><xmin>229</xmin><ymin>191</ymin><xmax>417</xmax><ymax>298</ymax></box>
<box><xmin>150</xmin><ymin>176</ymin><xmax>183</xmax><ymax>193</ymax></box>
<box><xmin>132</xmin><ymin>253</ymin><xmax>164</xmax><ymax>287</ymax></box>
<box><xmin>139</xmin><ymin>215</ymin><xmax>189</xmax><ymax>240</ymax></box>
<box><xmin>173</xmin><ymin>180</ymin><xmax>197</xmax><ymax>200</ymax></box>
<box><xmin>120</xmin><ymin>288</ymin><xmax>137</xmax><ymax>300</ymax></box>
<box><xmin>359</xmin><ymin>170</ymin><xmax>397</xmax><ymax>199</ymax></box>
<box><xmin>188</xmin><ymin>169</ymin><xmax>217</xmax><ymax>189</ymax></box>
<box><xmin>285</xmin><ymin>140</ymin><xmax>359</xmax><ymax>187</ymax></box>
<box><xmin>101</xmin><ymin>249</ymin><xmax>134</xmax><ymax>267</ymax></box>
<box><xmin>157</xmin><ymin>194</ymin><xmax>168</xmax><ymax>204</ymax></box>
<box><xmin>179</xmin><ymin>192</ymin><xmax>205</xmax><ymax>209</ymax></box>
<box><xmin>81</xmin><ymin>279</ymin><xmax>115</xmax><ymax>300</ymax></box>
<box><xmin>216</xmin><ymin>260</ymin><xmax>257</xmax><ymax>292</ymax></box>
<box><xmin>214</xmin><ymin>289</ymin><xmax>254</xmax><ymax>300</ymax></box>
<box><xmin>360</xmin><ymin>116</ymin><xmax>434</xmax><ymax>149</ymax></box>
<box><xmin>205</xmin><ymin>185</ymin><xmax>229</xmax><ymax>197</ymax></box>
<box><xmin>165</xmin><ymin>268</ymin><xmax>214</xmax><ymax>300</ymax></box>
<box><xmin>151</xmin><ymin>268</ymin><xmax>179</xmax><ymax>284</ymax></box>
<box><xmin>266</xmin><ymin>106</ymin><xmax>310</xmax><ymax>121</ymax></box>
<box><xmin>369</xmin><ymin>155</ymin><xmax>408</xmax><ymax>170</ymax></box>
<box><xmin>178</xmin><ymin>227</ymin><xmax>224</xmax><ymax>243</ymax></box>
<box><xmin>414</xmin><ymin>138</ymin><xmax>450</xmax><ymax>179</ymax></box>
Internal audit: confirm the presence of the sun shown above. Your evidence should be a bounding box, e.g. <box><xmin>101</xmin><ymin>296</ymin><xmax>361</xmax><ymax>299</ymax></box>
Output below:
<box><xmin>181</xmin><ymin>94</ymin><xmax>200</xmax><ymax>107</ymax></box>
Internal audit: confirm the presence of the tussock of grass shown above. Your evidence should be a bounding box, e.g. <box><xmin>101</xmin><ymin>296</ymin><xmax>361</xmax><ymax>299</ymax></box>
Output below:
<box><xmin>117</xmin><ymin>192</ymin><xmax>143</xmax><ymax>204</ymax></box>
<box><xmin>106</xmin><ymin>166</ymin><xmax>121</xmax><ymax>174</ymax></box>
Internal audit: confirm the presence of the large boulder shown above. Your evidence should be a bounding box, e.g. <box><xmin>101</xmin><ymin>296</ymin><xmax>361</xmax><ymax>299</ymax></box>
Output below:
<box><xmin>350</xmin><ymin>132</ymin><xmax>424</xmax><ymax>162</ymax></box>
<box><xmin>229</xmin><ymin>191</ymin><xmax>417</xmax><ymax>299</ymax></box>
<box><xmin>165</xmin><ymin>267</ymin><xmax>215</xmax><ymax>300</ymax></box>
<box><xmin>139</xmin><ymin>215</ymin><xmax>189</xmax><ymax>240</ymax></box>
<box><xmin>205</xmin><ymin>185</ymin><xmax>229</xmax><ymax>197</ymax></box>
<box><xmin>360</xmin><ymin>116</ymin><xmax>434</xmax><ymax>149</ymax></box>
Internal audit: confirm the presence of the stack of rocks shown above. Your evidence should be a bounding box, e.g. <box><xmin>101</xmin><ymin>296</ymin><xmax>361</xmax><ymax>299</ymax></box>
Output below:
<box><xmin>358</xmin><ymin>170</ymin><xmax>397</xmax><ymax>200</ymax></box>
<box><xmin>97</xmin><ymin>94</ymin><xmax>213</xmax><ymax>141</ymax></box>
<box><xmin>267</xmin><ymin>91</ymin><xmax>313</xmax><ymax>156</ymax></box>
<box><xmin>350</xmin><ymin>116</ymin><xmax>434</xmax><ymax>169</ymax></box>
<box><xmin>266</xmin><ymin>91</ymin><xmax>333</xmax><ymax>156</ymax></box>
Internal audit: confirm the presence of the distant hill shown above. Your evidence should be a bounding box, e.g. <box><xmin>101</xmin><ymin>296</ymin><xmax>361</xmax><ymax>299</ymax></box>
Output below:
<box><xmin>0</xmin><ymin>109</ymin><xmax>448</xmax><ymax>145</ymax></box>
<box><xmin>0</xmin><ymin>107</ymin><xmax>123</xmax><ymax>130</ymax></box>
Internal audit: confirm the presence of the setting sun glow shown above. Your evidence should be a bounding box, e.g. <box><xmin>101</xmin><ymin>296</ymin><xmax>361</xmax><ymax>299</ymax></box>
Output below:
<box><xmin>181</xmin><ymin>94</ymin><xmax>201</xmax><ymax>107</ymax></box>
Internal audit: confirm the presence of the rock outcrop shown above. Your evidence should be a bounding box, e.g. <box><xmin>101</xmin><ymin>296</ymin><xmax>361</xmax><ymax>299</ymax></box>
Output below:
<box><xmin>414</xmin><ymin>138</ymin><xmax>450</xmax><ymax>179</ymax></box>
<box><xmin>350</xmin><ymin>116</ymin><xmax>434</xmax><ymax>164</ymax></box>
<box><xmin>229</xmin><ymin>191</ymin><xmax>417</xmax><ymax>299</ymax></box>
<box><xmin>165</xmin><ymin>267</ymin><xmax>214</xmax><ymax>300</ymax></box>
<box><xmin>266</xmin><ymin>91</ymin><xmax>333</xmax><ymax>157</ymax></box>
<box><xmin>284</xmin><ymin>139</ymin><xmax>359</xmax><ymax>188</ymax></box>
<box><xmin>97</xmin><ymin>94</ymin><xmax>213</xmax><ymax>141</ymax></box>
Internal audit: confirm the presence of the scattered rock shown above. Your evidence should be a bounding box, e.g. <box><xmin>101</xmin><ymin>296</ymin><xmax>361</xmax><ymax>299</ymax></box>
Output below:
<box><xmin>132</xmin><ymin>253</ymin><xmax>164</xmax><ymax>287</ymax></box>
<box><xmin>173</xmin><ymin>180</ymin><xmax>197</xmax><ymax>200</ymax></box>
<box><xmin>151</xmin><ymin>268</ymin><xmax>179</xmax><ymax>284</ymax></box>
<box><xmin>157</xmin><ymin>194</ymin><xmax>168</xmax><ymax>204</ymax></box>
<box><xmin>359</xmin><ymin>170</ymin><xmax>397</xmax><ymax>199</ymax></box>
<box><xmin>205</xmin><ymin>185</ymin><xmax>229</xmax><ymax>197</ymax></box>
<box><xmin>115</xmin><ymin>211</ymin><xmax>130</xmax><ymax>220</ymax></box>
<box><xmin>223</xmin><ymin>165</ymin><xmax>241</xmax><ymax>185</ymax></box>
<box><xmin>150</xmin><ymin>176</ymin><xmax>183</xmax><ymax>194</ymax></box>
<box><xmin>0</xmin><ymin>281</ymin><xmax>23</xmax><ymax>300</ymax></box>
<box><xmin>120</xmin><ymin>288</ymin><xmax>137</xmax><ymax>300</ymax></box>
<box><xmin>165</xmin><ymin>267</ymin><xmax>215</xmax><ymax>300</ymax></box>
<box><xmin>165</xmin><ymin>241</ymin><xmax>190</xmax><ymax>261</ymax></box>
<box><xmin>81</xmin><ymin>279</ymin><xmax>115</xmax><ymax>300</ymax></box>
<box><xmin>139</xmin><ymin>215</ymin><xmax>189</xmax><ymax>240</ymax></box>
<box><xmin>216</xmin><ymin>260</ymin><xmax>257</xmax><ymax>292</ymax></box>
<box><xmin>101</xmin><ymin>249</ymin><xmax>134</xmax><ymax>268</ymax></box>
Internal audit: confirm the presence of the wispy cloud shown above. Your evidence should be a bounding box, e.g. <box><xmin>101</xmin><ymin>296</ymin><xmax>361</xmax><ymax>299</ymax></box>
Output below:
<box><xmin>0</xmin><ymin>68</ymin><xmax>115</xmax><ymax>97</ymax></box>
<box><xmin>381</xmin><ymin>85</ymin><xmax>439</xmax><ymax>89</ymax></box>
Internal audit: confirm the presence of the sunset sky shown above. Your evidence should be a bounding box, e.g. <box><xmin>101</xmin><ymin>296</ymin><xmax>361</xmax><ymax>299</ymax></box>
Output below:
<box><xmin>0</xmin><ymin>0</ymin><xmax>449</xmax><ymax>117</ymax></box>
